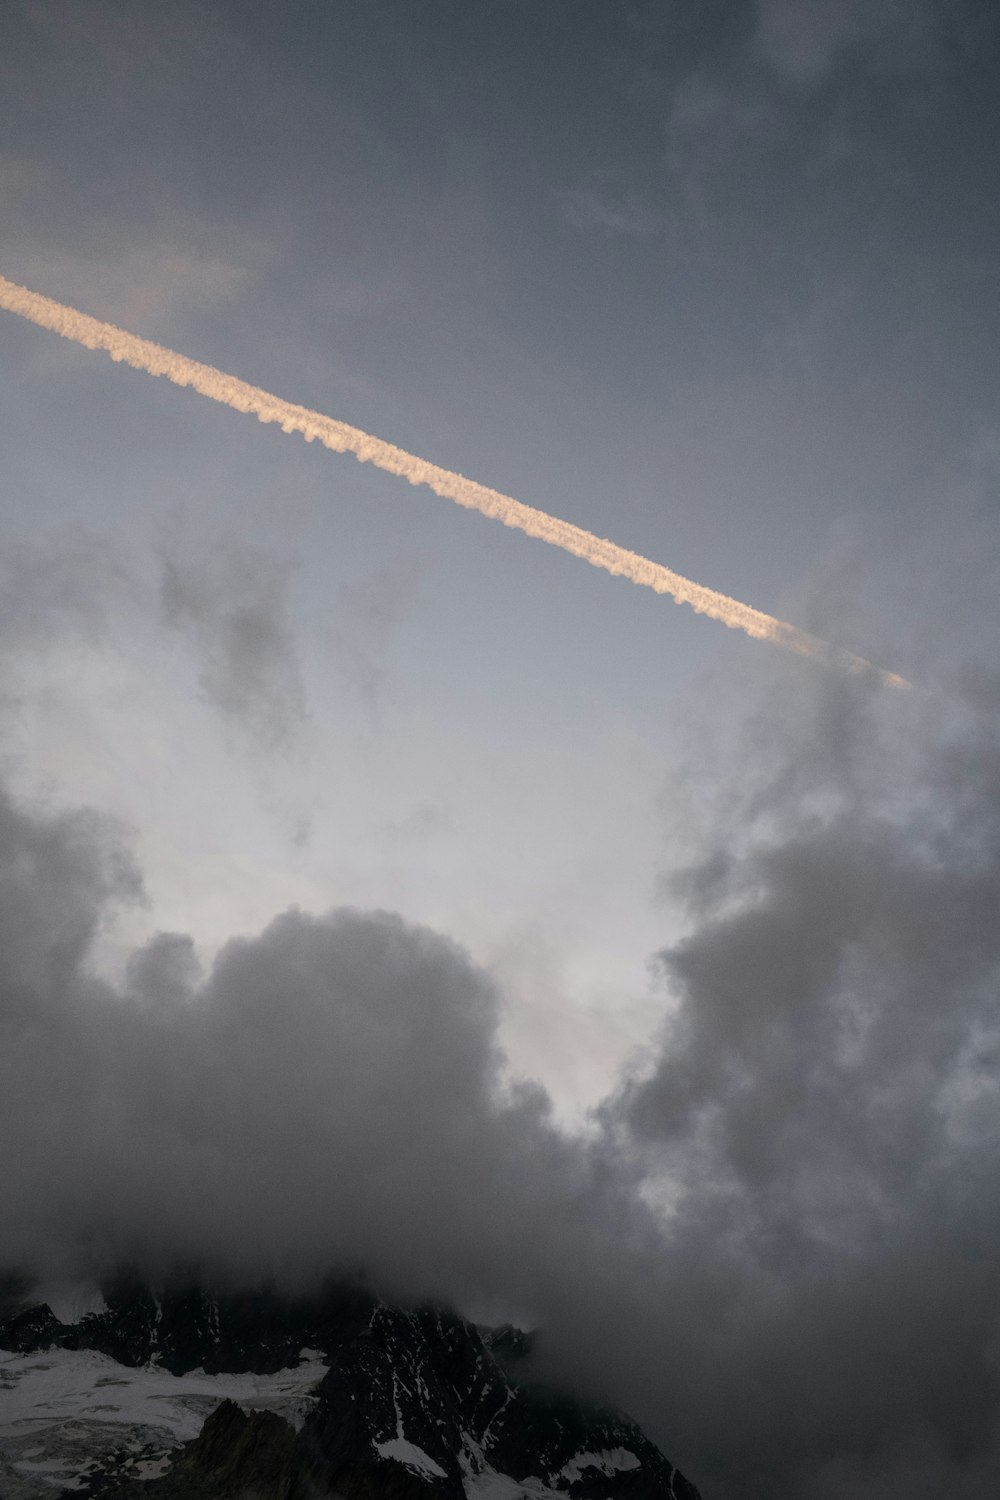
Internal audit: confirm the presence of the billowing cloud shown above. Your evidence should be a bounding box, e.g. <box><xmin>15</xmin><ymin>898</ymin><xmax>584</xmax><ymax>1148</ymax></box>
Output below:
<box><xmin>0</xmin><ymin>768</ymin><xmax>640</xmax><ymax>1321</ymax></box>
<box><xmin>3</xmin><ymin>665</ymin><xmax>1000</xmax><ymax>1498</ymax></box>
<box><xmin>590</xmin><ymin>668</ymin><xmax>1000</xmax><ymax>1498</ymax></box>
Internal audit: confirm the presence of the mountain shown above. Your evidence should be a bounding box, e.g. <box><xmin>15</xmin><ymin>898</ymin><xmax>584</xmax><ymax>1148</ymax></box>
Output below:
<box><xmin>0</xmin><ymin>1278</ymin><xmax>700</xmax><ymax>1500</ymax></box>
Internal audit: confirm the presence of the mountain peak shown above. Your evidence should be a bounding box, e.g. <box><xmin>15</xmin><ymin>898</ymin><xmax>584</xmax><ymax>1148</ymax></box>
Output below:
<box><xmin>0</xmin><ymin>1280</ymin><xmax>700</xmax><ymax>1500</ymax></box>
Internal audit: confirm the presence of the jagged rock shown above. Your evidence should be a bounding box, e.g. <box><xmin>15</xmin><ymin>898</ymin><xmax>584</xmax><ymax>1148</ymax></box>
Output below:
<box><xmin>110</xmin><ymin>1400</ymin><xmax>300</xmax><ymax>1500</ymax></box>
<box><xmin>0</xmin><ymin>1302</ymin><xmax>75</xmax><ymax>1353</ymax></box>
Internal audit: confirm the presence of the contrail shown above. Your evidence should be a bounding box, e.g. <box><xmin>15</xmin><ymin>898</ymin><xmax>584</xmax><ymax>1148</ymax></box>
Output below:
<box><xmin>0</xmin><ymin>272</ymin><xmax>906</xmax><ymax>687</ymax></box>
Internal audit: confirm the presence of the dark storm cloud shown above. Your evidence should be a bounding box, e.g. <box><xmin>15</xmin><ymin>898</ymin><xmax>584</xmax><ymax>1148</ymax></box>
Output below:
<box><xmin>4</xmin><ymin>663</ymin><xmax>1000</xmax><ymax>1498</ymax></box>
<box><xmin>160</xmin><ymin>547</ymin><xmax>307</xmax><ymax>750</ymax></box>
<box><xmin>581</xmin><ymin>669</ymin><xmax>1000</xmax><ymax>1499</ymax></box>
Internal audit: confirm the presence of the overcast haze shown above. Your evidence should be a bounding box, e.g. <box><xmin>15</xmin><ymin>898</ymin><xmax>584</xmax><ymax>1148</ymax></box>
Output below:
<box><xmin>2</xmin><ymin>3</ymin><xmax>1000</xmax><ymax>1497</ymax></box>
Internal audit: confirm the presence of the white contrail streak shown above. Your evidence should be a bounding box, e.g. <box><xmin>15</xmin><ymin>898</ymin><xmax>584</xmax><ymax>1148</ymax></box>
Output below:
<box><xmin>0</xmin><ymin>272</ymin><xmax>906</xmax><ymax>687</ymax></box>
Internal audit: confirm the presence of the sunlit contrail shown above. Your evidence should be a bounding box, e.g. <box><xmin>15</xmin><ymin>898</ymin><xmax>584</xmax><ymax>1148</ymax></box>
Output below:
<box><xmin>0</xmin><ymin>272</ymin><xmax>906</xmax><ymax>687</ymax></box>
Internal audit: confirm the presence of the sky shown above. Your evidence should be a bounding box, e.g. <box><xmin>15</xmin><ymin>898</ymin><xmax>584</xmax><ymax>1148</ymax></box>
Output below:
<box><xmin>1</xmin><ymin>2</ymin><xmax>1000</xmax><ymax>1497</ymax></box>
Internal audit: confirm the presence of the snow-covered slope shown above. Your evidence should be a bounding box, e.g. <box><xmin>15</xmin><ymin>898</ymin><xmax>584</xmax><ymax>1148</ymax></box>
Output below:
<box><xmin>0</xmin><ymin>1344</ymin><xmax>328</xmax><ymax>1496</ymax></box>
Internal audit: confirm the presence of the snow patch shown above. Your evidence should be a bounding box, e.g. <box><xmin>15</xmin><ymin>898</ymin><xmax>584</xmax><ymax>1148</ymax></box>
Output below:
<box><xmin>373</xmin><ymin>1369</ymin><xmax>447</xmax><ymax>1478</ymax></box>
<box><xmin>461</xmin><ymin>1465</ymin><xmax>567</xmax><ymax>1500</ymax></box>
<box><xmin>133</xmin><ymin>1454</ymin><xmax>174</xmax><ymax>1480</ymax></box>
<box><xmin>559</xmin><ymin>1449</ymin><xmax>641</xmax><ymax>1483</ymax></box>
<box><xmin>375</xmin><ymin>1436</ymin><xmax>447</xmax><ymax>1478</ymax></box>
<box><xmin>459</xmin><ymin>1432</ymin><xmax>565</xmax><ymax>1500</ymax></box>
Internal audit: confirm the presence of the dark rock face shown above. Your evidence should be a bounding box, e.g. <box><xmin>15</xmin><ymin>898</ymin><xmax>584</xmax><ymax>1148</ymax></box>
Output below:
<box><xmin>302</xmin><ymin>1301</ymin><xmax>700</xmax><ymax>1500</ymax></box>
<box><xmin>2</xmin><ymin>1281</ymin><xmax>700</xmax><ymax>1500</ymax></box>
<box><xmin>120</xmin><ymin>1400</ymin><xmax>300</xmax><ymax>1500</ymax></box>
<box><xmin>0</xmin><ymin>1301</ymin><xmax>70</xmax><ymax>1353</ymax></box>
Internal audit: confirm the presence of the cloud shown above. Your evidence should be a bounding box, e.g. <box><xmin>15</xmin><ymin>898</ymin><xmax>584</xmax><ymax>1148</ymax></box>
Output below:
<box><xmin>591</xmin><ymin>668</ymin><xmax>1000</xmax><ymax>1498</ymax></box>
<box><xmin>0</xmin><ymin>510</ymin><xmax>997</xmax><ymax>1498</ymax></box>
<box><xmin>3</xmin><ymin>663</ymin><xmax>1000</xmax><ymax>1497</ymax></box>
<box><xmin>0</xmin><ymin>765</ymin><xmax>646</xmax><ymax>1330</ymax></box>
<box><xmin>160</xmin><ymin>546</ymin><xmax>307</xmax><ymax>751</ymax></box>
<box><xmin>0</xmin><ymin>784</ymin><xmax>141</xmax><ymax>1018</ymax></box>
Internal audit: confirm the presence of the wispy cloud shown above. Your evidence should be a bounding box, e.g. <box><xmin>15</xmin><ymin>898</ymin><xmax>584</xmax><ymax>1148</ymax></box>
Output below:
<box><xmin>160</xmin><ymin>546</ymin><xmax>307</xmax><ymax>752</ymax></box>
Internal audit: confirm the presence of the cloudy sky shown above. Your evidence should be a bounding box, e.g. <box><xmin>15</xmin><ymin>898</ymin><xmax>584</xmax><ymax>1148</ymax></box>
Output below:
<box><xmin>2</xmin><ymin>3</ymin><xmax>1000</xmax><ymax>1497</ymax></box>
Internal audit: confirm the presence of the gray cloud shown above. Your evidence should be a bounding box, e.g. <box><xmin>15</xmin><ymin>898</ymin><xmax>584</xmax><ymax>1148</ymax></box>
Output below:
<box><xmin>0</xmin><ymin>768</ymin><xmax>639</xmax><ymax>1316</ymax></box>
<box><xmin>588</xmin><ymin>669</ymin><xmax>1000</xmax><ymax>1498</ymax></box>
<box><xmin>4</xmin><ymin>662</ymin><xmax>1000</xmax><ymax>1498</ymax></box>
<box><xmin>0</xmin><ymin>788</ymin><xmax>141</xmax><ymax>1021</ymax></box>
<box><xmin>160</xmin><ymin>546</ymin><xmax>307</xmax><ymax>751</ymax></box>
